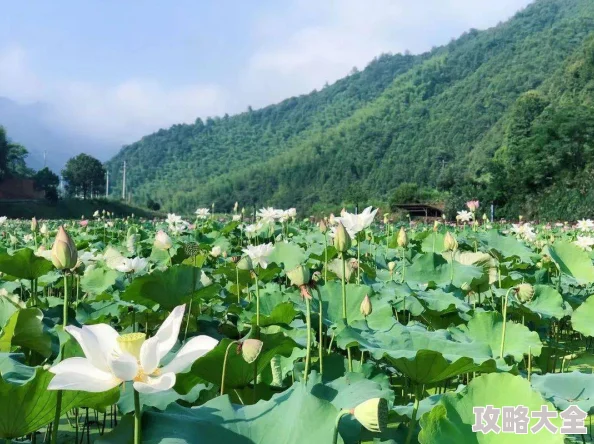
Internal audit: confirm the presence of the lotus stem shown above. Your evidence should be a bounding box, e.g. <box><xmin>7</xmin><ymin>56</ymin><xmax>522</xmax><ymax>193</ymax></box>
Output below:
<box><xmin>499</xmin><ymin>288</ymin><xmax>513</xmax><ymax>359</ymax></box>
<box><xmin>405</xmin><ymin>387</ymin><xmax>421</xmax><ymax>444</ymax></box>
<box><xmin>332</xmin><ymin>410</ymin><xmax>350</xmax><ymax>444</ymax></box>
<box><xmin>341</xmin><ymin>254</ymin><xmax>353</xmax><ymax>372</ymax></box>
<box><xmin>255</xmin><ymin>273</ymin><xmax>260</xmax><ymax>327</ymax></box>
<box><xmin>357</xmin><ymin>240</ymin><xmax>361</xmax><ymax>285</ymax></box>
<box><xmin>236</xmin><ymin>266</ymin><xmax>241</xmax><ymax>303</ymax></box>
<box><xmin>450</xmin><ymin>251</ymin><xmax>455</xmax><ymax>283</ymax></box>
<box><xmin>324</xmin><ymin>233</ymin><xmax>328</xmax><ymax>282</ymax></box>
<box><xmin>304</xmin><ymin>298</ymin><xmax>312</xmax><ymax>384</ymax></box>
<box><xmin>221</xmin><ymin>340</ymin><xmax>238</xmax><ymax>395</ymax></box>
<box><xmin>400</xmin><ymin>247</ymin><xmax>406</xmax><ymax>283</ymax></box>
<box><xmin>316</xmin><ymin>287</ymin><xmax>324</xmax><ymax>375</ymax></box>
<box><xmin>134</xmin><ymin>389</ymin><xmax>141</xmax><ymax>444</ymax></box>
<box><xmin>528</xmin><ymin>346</ymin><xmax>532</xmax><ymax>382</ymax></box>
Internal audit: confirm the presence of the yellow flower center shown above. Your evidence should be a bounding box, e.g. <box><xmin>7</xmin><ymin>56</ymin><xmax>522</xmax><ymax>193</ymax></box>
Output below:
<box><xmin>117</xmin><ymin>332</ymin><xmax>146</xmax><ymax>359</ymax></box>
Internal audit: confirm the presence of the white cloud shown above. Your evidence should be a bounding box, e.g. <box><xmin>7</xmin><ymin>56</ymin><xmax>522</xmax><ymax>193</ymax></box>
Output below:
<box><xmin>242</xmin><ymin>0</ymin><xmax>532</xmax><ymax>107</ymax></box>
<box><xmin>0</xmin><ymin>45</ymin><xmax>228</xmax><ymax>145</ymax></box>
<box><xmin>0</xmin><ymin>45</ymin><xmax>43</xmax><ymax>101</ymax></box>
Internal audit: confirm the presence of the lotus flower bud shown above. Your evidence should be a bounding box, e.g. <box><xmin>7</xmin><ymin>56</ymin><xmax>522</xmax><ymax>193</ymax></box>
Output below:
<box><xmin>397</xmin><ymin>227</ymin><xmax>408</xmax><ymax>248</ymax></box>
<box><xmin>383</xmin><ymin>214</ymin><xmax>389</xmax><ymax>225</ymax></box>
<box><xmin>334</xmin><ymin>222</ymin><xmax>351</xmax><ymax>253</ymax></box>
<box><xmin>31</xmin><ymin>217</ymin><xmax>38</xmax><ymax>233</ymax></box>
<box><xmin>319</xmin><ymin>219</ymin><xmax>327</xmax><ymax>234</ymax></box>
<box><xmin>51</xmin><ymin>226</ymin><xmax>78</xmax><ymax>270</ymax></box>
<box><xmin>329</xmin><ymin>213</ymin><xmax>336</xmax><ymax>224</ymax></box>
<box><xmin>40</xmin><ymin>223</ymin><xmax>49</xmax><ymax>236</ymax></box>
<box><xmin>240</xmin><ymin>338</ymin><xmax>263</xmax><ymax>364</ymax></box>
<box><xmin>360</xmin><ymin>295</ymin><xmax>372</xmax><ymax>317</ymax></box>
<box><xmin>444</xmin><ymin>232</ymin><xmax>458</xmax><ymax>251</ymax></box>
<box><xmin>433</xmin><ymin>221</ymin><xmax>439</xmax><ymax>232</ymax></box>
<box><xmin>388</xmin><ymin>261</ymin><xmax>396</xmax><ymax>272</ymax></box>
<box><xmin>154</xmin><ymin>230</ymin><xmax>173</xmax><ymax>250</ymax></box>
<box><xmin>515</xmin><ymin>283</ymin><xmax>535</xmax><ymax>303</ymax></box>
<box><xmin>287</xmin><ymin>265</ymin><xmax>310</xmax><ymax>287</ymax></box>
<box><xmin>350</xmin><ymin>398</ymin><xmax>389</xmax><ymax>433</ymax></box>
<box><xmin>482</xmin><ymin>213</ymin><xmax>488</xmax><ymax>221</ymax></box>
<box><xmin>234</xmin><ymin>201</ymin><xmax>239</xmax><ymax>212</ymax></box>
<box><xmin>237</xmin><ymin>256</ymin><xmax>253</xmax><ymax>271</ymax></box>
<box><xmin>519</xmin><ymin>215</ymin><xmax>523</xmax><ymax>222</ymax></box>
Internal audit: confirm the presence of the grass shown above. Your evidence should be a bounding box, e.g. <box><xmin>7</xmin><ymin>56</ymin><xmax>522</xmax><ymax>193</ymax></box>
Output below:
<box><xmin>0</xmin><ymin>198</ymin><xmax>160</xmax><ymax>220</ymax></box>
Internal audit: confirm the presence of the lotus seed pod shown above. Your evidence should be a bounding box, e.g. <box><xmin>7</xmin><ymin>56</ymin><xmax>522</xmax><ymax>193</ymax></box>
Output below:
<box><xmin>241</xmin><ymin>339</ymin><xmax>263</xmax><ymax>364</ymax></box>
<box><xmin>31</xmin><ymin>217</ymin><xmax>38</xmax><ymax>233</ymax></box>
<box><xmin>443</xmin><ymin>231</ymin><xmax>458</xmax><ymax>251</ymax></box>
<box><xmin>334</xmin><ymin>222</ymin><xmax>351</xmax><ymax>253</ymax></box>
<box><xmin>51</xmin><ymin>226</ymin><xmax>78</xmax><ymax>270</ymax></box>
<box><xmin>351</xmin><ymin>398</ymin><xmax>389</xmax><ymax>433</ymax></box>
<box><xmin>287</xmin><ymin>265</ymin><xmax>310</xmax><ymax>287</ymax></box>
<box><xmin>516</xmin><ymin>283</ymin><xmax>535</xmax><ymax>303</ymax></box>
<box><xmin>360</xmin><ymin>295</ymin><xmax>372</xmax><ymax>317</ymax></box>
<box><xmin>237</xmin><ymin>255</ymin><xmax>254</xmax><ymax>271</ymax></box>
<box><xmin>117</xmin><ymin>332</ymin><xmax>146</xmax><ymax>359</ymax></box>
<box><xmin>319</xmin><ymin>219</ymin><xmax>328</xmax><ymax>234</ymax></box>
<box><xmin>154</xmin><ymin>230</ymin><xmax>173</xmax><ymax>250</ymax></box>
<box><xmin>397</xmin><ymin>227</ymin><xmax>408</xmax><ymax>248</ymax></box>
<box><xmin>388</xmin><ymin>261</ymin><xmax>396</xmax><ymax>272</ymax></box>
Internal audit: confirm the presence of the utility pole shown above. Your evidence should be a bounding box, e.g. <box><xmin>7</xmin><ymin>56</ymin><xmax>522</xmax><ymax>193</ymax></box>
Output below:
<box><xmin>122</xmin><ymin>161</ymin><xmax>127</xmax><ymax>200</ymax></box>
<box><xmin>106</xmin><ymin>170</ymin><xmax>109</xmax><ymax>198</ymax></box>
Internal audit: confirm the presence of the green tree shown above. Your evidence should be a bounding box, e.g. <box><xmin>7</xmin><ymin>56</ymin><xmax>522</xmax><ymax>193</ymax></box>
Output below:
<box><xmin>62</xmin><ymin>154</ymin><xmax>106</xmax><ymax>199</ymax></box>
<box><xmin>0</xmin><ymin>126</ymin><xmax>32</xmax><ymax>180</ymax></box>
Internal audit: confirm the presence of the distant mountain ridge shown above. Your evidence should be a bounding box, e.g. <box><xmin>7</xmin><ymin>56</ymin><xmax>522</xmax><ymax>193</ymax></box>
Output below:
<box><xmin>105</xmin><ymin>0</ymin><xmax>594</xmax><ymax>218</ymax></box>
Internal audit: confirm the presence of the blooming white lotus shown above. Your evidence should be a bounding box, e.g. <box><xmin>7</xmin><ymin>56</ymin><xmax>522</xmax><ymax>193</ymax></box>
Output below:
<box><xmin>232</xmin><ymin>214</ymin><xmax>241</xmax><ymax>222</ymax></box>
<box><xmin>48</xmin><ymin>304</ymin><xmax>218</xmax><ymax>394</ymax></box>
<box><xmin>154</xmin><ymin>230</ymin><xmax>173</xmax><ymax>250</ymax></box>
<box><xmin>577</xmin><ymin>219</ymin><xmax>594</xmax><ymax>232</ymax></box>
<box><xmin>456</xmin><ymin>210</ymin><xmax>474</xmax><ymax>223</ymax></box>
<box><xmin>211</xmin><ymin>245</ymin><xmax>222</xmax><ymax>257</ymax></box>
<box><xmin>115</xmin><ymin>257</ymin><xmax>148</xmax><ymax>274</ymax></box>
<box><xmin>575</xmin><ymin>235</ymin><xmax>594</xmax><ymax>251</ymax></box>
<box><xmin>195</xmin><ymin>208</ymin><xmax>210</xmax><ymax>219</ymax></box>
<box><xmin>243</xmin><ymin>243</ymin><xmax>274</xmax><ymax>269</ymax></box>
<box><xmin>334</xmin><ymin>206</ymin><xmax>378</xmax><ymax>238</ymax></box>
<box><xmin>257</xmin><ymin>207</ymin><xmax>280</xmax><ymax>224</ymax></box>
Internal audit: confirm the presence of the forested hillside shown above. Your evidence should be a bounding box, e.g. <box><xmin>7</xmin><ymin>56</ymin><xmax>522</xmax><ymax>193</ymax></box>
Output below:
<box><xmin>106</xmin><ymin>0</ymin><xmax>594</xmax><ymax>218</ymax></box>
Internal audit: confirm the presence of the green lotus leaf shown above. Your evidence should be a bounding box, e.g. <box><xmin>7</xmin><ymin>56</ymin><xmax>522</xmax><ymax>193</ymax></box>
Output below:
<box><xmin>269</xmin><ymin>241</ymin><xmax>307</xmax><ymax>271</ymax></box>
<box><xmin>419</xmin><ymin>373</ymin><xmax>564</xmax><ymax>443</ymax></box>
<box><xmin>0</xmin><ymin>248</ymin><xmax>54</xmax><ymax>279</ymax></box>
<box><xmin>449</xmin><ymin>311</ymin><xmax>542</xmax><ymax>362</ymax></box>
<box><xmin>571</xmin><ymin>294</ymin><xmax>594</xmax><ymax>337</ymax></box>
<box><xmin>547</xmin><ymin>241</ymin><xmax>594</xmax><ymax>284</ymax></box>
<box><xmin>80</xmin><ymin>267</ymin><xmax>119</xmax><ymax>295</ymax></box>
<box><xmin>0</xmin><ymin>366</ymin><xmax>119</xmax><ymax>439</ymax></box>
<box><xmin>121</xmin><ymin>264</ymin><xmax>203</xmax><ymax>309</ymax></box>
<box><xmin>175</xmin><ymin>331</ymin><xmax>298</xmax><ymax>392</ymax></box>
<box><xmin>336</xmin><ymin>319</ymin><xmax>498</xmax><ymax>384</ymax></box>
<box><xmin>407</xmin><ymin>253</ymin><xmax>484</xmax><ymax>288</ymax></box>
<box><xmin>478</xmin><ymin>231</ymin><xmax>535</xmax><ymax>263</ymax></box>
<box><xmin>531</xmin><ymin>371</ymin><xmax>594</xmax><ymax>413</ymax></box>
<box><xmin>0</xmin><ymin>308</ymin><xmax>55</xmax><ymax>358</ymax></box>
<box><xmin>518</xmin><ymin>285</ymin><xmax>566</xmax><ymax>320</ymax></box>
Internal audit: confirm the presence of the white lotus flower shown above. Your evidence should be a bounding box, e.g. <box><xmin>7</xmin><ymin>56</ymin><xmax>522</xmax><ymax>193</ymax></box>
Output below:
<box><xmin>40</xmin><ymin>223</ymin><xmax>49</xmax><ymax>235</ymax></box>
<box><xmin>78</xmin><ymin>250</ymin><xmax>100</xmax><ymax>265</ymax></box>
<box><xmin>575</xmin><ymin>236</ymin><xmax>594</xmax><ymax>251</ymax></box>
<box><xmin>23</xmin><ymin>234</ymin><xmax>33</xmax><ymax>243</ymax></box>
<box><xmin>35</xmin><ymin>246</ymin><xmax>53</xmax><ymax>261</ymax></box>
<box><xmin>243</xmin><ymin>243</ymin><xmax>274</xmax><ymax>269</ymax></box>
<box><xmin>93</xmin><ymin>210</ymin><xmax>100</xmax><ymax>218</ymax></box>
<box><xmin>577</xmin><ymin>219</ymin><xmax>594</xmax><ymax>232</ymax></box>
<box><xmin>154</xmin><ymin>230</ymin><xmax>173</xmax><ymax>250</ymax></box>
<box><xmin>195</xmin><ymin>208</ymin><xmax>210</xmax><ymax>219</ymax></box>
<box><xmin>211</xmin><ymin>245</ymin><xmax>222</xmax><ymax>257</ymax></box>
<box><xmin>166</xmin><ymin>213</ymin><xmax>182</xmax><ymax>225</ymax></box>
<box><xmin>115</xmin><ymin>257</ymin><xmax>148</xmax><ymax>274</ymax></box>
<box><xmin>0</xmin><ymin>216</ymin><xmax>7</xmax><ymax>226</ymax></box>
<box><xmin>334</xmin><ymin>206</ymin><xmax>378</xmax><ymax>238</ymax></box>
<box><xmin>232</xmin><ymin>214</ymin><xmax>241</xmax><ymax>222</ymax></box>
<box><xmin>456</xmin><ymin>210</ymin><xmax>474</xmax><ymax>223</ymax></box>
<box><xmin>48</xmin><ymin>304</ymin><xmax>218</xmax><ymax>393</ymax></box>
<box><xmin>256</xmin><ymin>207</ymin><xmax>278</xmax><ymax>224</ymax></box>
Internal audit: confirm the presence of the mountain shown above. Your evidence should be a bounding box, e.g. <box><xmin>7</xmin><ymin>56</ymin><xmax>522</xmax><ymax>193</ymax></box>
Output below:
<box><xmin>106</xmin><ymin>0</ymin><xmax>594</xmax><ymax>218</ymax></box>
<box><xmin>0</xmin><ymin>98</ymin><xmax>116</xmax><ymax>174</ymax></box>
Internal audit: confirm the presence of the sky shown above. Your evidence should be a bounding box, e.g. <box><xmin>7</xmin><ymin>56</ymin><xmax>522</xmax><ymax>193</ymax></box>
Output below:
<box><xmin>0</xmin><ymin>0</ymin><xmax>534</xmax><ymax>151</ymax></box>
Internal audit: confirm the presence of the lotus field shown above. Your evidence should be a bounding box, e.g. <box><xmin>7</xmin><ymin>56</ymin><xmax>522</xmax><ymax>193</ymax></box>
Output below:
<box><xmin>3</xmin><ymin>206</ymin><xmax>594</xmax><ymax>443</ymax></box>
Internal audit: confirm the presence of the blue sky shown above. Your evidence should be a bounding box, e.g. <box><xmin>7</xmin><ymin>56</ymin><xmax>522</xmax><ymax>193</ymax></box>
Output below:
<box><xmin>0</xmin><ymin>0</ymin><xmax>533</xmax><ymax>146</ymax></box>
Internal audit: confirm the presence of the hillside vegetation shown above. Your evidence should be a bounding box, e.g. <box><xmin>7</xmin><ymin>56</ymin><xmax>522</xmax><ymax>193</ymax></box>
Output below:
<box><xmin>106</xmin><ymin>0</ymin><xmax>594</xmax><ymax>219</ymax></box>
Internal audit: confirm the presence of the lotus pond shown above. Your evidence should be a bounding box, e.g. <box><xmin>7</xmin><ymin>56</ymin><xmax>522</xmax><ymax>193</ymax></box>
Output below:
<box><xmin>1</xmin><ymin>209</ymin><xmax>594</xmax><ymax>443</ymax></box>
